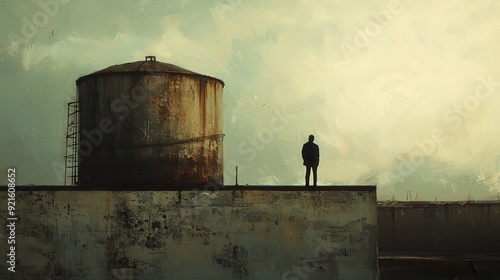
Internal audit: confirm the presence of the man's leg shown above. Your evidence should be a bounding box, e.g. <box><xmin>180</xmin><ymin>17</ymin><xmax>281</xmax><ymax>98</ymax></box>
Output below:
<box><xmin>305</xmin><ymin>166</ymin><xmax>311</xmax><ymax>186</ymax></box>
<box><xmin>312</xmin><ymin>165</ymin><xmax>318</xmax><ymax>186</ymax></box>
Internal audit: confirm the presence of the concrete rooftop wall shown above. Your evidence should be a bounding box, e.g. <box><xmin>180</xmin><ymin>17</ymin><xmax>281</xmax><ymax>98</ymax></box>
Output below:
<box><xmin>1</xmin><ymin>186</ymin><xmax>377</xmax><ymax>279</ymax></box>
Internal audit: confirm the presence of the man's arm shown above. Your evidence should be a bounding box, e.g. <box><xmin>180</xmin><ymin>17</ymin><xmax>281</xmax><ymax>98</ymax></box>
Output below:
<box><xmin>316</xmin><ymin>145</ymin><xmax>320</xmax><ymax>164</ymax></box>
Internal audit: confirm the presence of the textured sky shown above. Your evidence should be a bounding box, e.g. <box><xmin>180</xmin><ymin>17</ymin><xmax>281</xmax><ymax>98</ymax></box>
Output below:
<box><xmin>1</xmin><ymin>0</ymin><xmax>500</xmax><ymax>200</ymax></box>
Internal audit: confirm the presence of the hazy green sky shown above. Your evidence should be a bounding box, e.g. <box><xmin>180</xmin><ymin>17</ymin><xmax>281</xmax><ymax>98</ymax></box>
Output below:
<box><xmin>1</xmin><ymin>0</ymin><xmax>500</xmax><ymax>200</ymax></box>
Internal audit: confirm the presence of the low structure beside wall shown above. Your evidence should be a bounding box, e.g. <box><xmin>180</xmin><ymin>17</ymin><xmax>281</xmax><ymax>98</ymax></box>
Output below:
<box><xmin>378</xmin><ymin>201</ymin><xmax>500</xmax><ymax>255</ymax></box>
<box><xmin>377</xmin><ymin>201</ymin><xmax>500</xmax><ymax>280</ymax></box>
<box><xmin>1</xmin><ymin>186</ymin><xmax>377</xmax><ymax>280</ymax></box>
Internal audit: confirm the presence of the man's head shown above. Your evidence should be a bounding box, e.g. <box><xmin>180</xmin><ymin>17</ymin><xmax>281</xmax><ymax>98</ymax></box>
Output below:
<box><xmin>308</xmin><ymin>135</ymin><xmax>314</xmax><ymax>142</ymax></box>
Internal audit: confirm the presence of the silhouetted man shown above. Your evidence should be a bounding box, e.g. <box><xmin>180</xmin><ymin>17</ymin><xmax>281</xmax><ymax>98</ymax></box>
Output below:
<box><xmin>302</xmin><ymin>135</ymin><xmax>319</xmax><ymax>187</ymax></box>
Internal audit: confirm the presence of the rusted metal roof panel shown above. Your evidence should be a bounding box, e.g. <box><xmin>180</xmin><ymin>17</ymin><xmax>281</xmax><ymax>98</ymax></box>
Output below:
<box><xmin>76</xmin><ymin>56</ymin><xmax>224</xmax><ymax>86</ymax></box>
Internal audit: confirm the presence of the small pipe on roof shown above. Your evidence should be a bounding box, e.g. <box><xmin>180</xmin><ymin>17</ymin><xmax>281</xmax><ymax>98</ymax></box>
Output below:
<box><xmin>235</xmin><ymin>166</ymin><xmax>238</xmax><ymax>186</ymax></box>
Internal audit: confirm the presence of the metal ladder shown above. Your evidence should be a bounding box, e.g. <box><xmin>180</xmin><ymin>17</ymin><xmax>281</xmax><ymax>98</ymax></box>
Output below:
<box><xmin>64</xmin><ymin>101</ymin><xmax>79</xmax><ymax>185</ymax></box>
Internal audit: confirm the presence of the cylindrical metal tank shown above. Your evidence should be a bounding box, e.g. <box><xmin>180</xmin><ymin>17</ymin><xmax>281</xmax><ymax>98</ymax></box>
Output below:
<box><xmin>76</xmin><ymin>56</ymin><xmax>224</xmax><ymax>186</ymax></box>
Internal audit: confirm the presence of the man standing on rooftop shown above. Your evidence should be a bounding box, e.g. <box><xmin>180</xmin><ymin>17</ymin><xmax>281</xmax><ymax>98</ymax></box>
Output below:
<box><xmin>302</xmin><ymin>134</ymin><xmax>319</xmax><ymax>187</ymax></box>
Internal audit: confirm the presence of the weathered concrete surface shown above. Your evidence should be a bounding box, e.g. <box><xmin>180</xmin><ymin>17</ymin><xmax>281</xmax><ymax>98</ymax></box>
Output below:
<box><xmin>0</xmin><ymin>186</ymin><xmax>377</xmax><ymax>280</ymax></box>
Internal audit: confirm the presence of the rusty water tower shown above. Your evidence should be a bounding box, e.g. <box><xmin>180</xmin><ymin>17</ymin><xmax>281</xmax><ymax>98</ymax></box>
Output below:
<box><xmin>71</xmin><ymin>56</ymin><xmax>224</xmax><ymax>186</ymax></box>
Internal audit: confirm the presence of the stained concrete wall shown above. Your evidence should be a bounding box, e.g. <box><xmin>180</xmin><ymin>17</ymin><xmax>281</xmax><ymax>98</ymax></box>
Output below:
<box><xmin>1</xmin><ymin>186</ymin><xmax>377</xmax><ymax>280</ymax></box>
<box><xmin>378</xmin><ymin>201</ymin><xmax>500</xmax><ymax>255</ymax></box>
